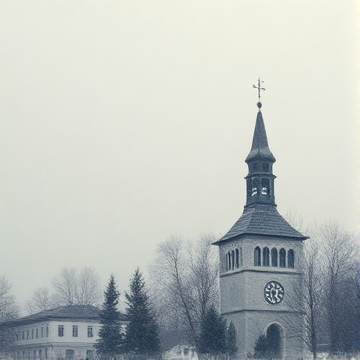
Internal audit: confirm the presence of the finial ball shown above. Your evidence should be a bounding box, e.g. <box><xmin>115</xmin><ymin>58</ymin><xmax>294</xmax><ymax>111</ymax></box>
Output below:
<box><xmin>257</xmin><ymin>101</ymin><xmax>262</xmax><ymax>109</ymax></box>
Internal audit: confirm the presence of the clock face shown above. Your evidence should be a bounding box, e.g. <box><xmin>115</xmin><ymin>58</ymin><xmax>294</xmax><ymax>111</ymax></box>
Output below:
<box><xmin>264</xmin><ymin>281</ymin><xmax>285</xmax><ymax>304</ymax></box>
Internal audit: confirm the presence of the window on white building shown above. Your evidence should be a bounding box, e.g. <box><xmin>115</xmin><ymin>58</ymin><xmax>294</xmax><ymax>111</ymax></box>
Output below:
<box><xmin>58</xmin><ymin>325</ymin><xmax>64</xmax><ymax>337</ymax></box>
<box><xmin>87</xmin><ymin>326</ymin><xmax>93</xmax><ymax>337</ymax></box>
<box><xmin>72</xmin><ymin>325</ymin><xmax>78</xmax><ymax>337</ymax></box>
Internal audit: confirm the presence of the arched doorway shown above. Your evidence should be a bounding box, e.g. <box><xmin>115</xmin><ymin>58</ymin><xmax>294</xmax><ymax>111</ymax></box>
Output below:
<box><xmin>266</xmin><ymin>324</ymin><xmax>283</xmax><ymax>359</ymax></box>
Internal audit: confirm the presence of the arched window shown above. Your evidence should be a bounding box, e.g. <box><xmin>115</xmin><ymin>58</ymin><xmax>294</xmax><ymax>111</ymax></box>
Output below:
<box><xmin>235</xmin><ymin>249</ymin><xmax>239</xmax><ymax>268</ymax></box>
<box><xmin>247</xmin><ymin>179</ymin><xmax>252</xmax><ymax>197</ymax></box>
<box><xmin>227</xmin><ymin>252</ymin><xmax>231</xmax><ymax>271</ymax></box>
<box><xmin>261</xmin><ymin>178</ymin><xmax>270</xmax><ymax>195</ymax></box>
<box><xmin>271</xmin><ymin>247</ymin><xmax>278</xmax><ymax>266</ymax></box>
<box><xmin>263</xmin><ymin>247</ymin><xmax>270</xmax><ymax>266</ymax></box>
<box><xmin>288</xmin><ymin>249</ymin><xmax>294</xmax><ymax>268</ymax></box>
<box><xmin>280</xmin><ymin>248</ymin><xmax>286</xmax><ymax>267</ymax></box>
<box><xmin>225</xmin><ymin>253</ymin><xmax>228</xmax><ymax>271</ymax></box>
<box><xmin>254</xmin><ymin>247</ymin><xmax>261</xmax><ymax>266</ymax></box>
<box><xmin>252</xmin><ymin>178</ymin><xmax>260</xmax><ymax>196</ymax></box>
<box><xmin>231</xmin><ymin>250</ymin><xmax>235</xmax><ymax>270</ymax></box>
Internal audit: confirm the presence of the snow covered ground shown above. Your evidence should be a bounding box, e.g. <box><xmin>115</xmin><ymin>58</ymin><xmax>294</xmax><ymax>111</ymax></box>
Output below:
<box><xmin>163</xmin><ymin>345</ymin><xmax>198</xmax><ymax>360</ymax></box>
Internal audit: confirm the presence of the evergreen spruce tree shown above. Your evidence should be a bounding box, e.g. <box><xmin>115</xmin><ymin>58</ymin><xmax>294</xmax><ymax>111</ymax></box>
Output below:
<box><xmin>254</xmin><ymin>334</ymin><xmax>277</xmax><ymax>359</ymax></box>
<box><xmin>124</xmin><ymin>268</ymin><xmax>161</xmax><ymax>355</ymax></box>
<box><xmin>96</xmin><ymin>275</ymin><xmax>123</xmax><ymax>358</ymax></box>
<box><xmin>226</xmin><ymin>321</ymin><xmax>238</xmax><ymax>357</ymax></box>
<box><xmin>197</xmin><ymin>304</ymin><xmax>227</xmax><ymax>355</ymax></box>
<box><xmin>253</xmin><ymin>334</ymin><xmax>271</xmax><ymax>359</ymax></box>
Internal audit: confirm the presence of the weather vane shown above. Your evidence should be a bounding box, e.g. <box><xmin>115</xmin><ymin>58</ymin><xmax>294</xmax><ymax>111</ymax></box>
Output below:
<box><xmin>253</xmin><ymin>78</ymin><xmax>265</xmax><ymax>106</ymax></box>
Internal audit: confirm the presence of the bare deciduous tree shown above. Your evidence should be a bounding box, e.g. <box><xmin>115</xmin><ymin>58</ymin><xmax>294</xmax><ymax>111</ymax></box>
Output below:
<box><xmin>26</xmin><ymin>267</ymin><xmax>103</xmax><ymax>314</ymax></box>
<box><xmin>188</xmin><ymin>236</ymin><xmax>219</xmax><ymax>324</ymax></box>
<box><xmin>76</xmin><ymin>267</ymin><xmax>102</xmax><ymax>305</ymax></box>
<box><xmin>319</xmin><ymin>222</ymin><xmax>359</xmax><ymax>353</ymax></box>
<box><xmin>52</xmin><ymin>267</ymin><xmax>102</xmax><ymax>307</ymax></box>
<box><xmin>149</xmin><ymin>234</ymin><xmax>219</xmax><ymax>345</ymax></box>
<box><xmin>25</xmin><ymin>287</ymin><xmax>54</xmax><ymax>314</ymax></box>
<box><xmin>52</xmin><ymin>267</ymin><xmax>78</xmax><ymax>306</ymax></box>
<box><xmin>0</xmin><ymin>276</ymin><xmax>20</xmax><ymax>355</ymax></box>
<box><xmin>286</xmin><ymin>215</ymin><xmax>360</xmax><ymax>356</ymax></box>
<box><xmin>289</xmin><ymin>239</ymin><xmax>322</xmax><ymax>360</ymax></box>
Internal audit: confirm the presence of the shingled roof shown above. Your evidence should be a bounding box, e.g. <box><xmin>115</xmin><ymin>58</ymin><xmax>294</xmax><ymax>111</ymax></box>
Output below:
<box><xmin>245</xmin><ymin>110</ymin><xmax>275</xmax><ymax>163</ymax></box>
<box><xmin>214</xmin><ymin>203</ymin><xmax>307</xmax><ymax>244</ymax></box>
<box><xmin>4</xmin><ymin>305</ymin><xmax>101</xmax><ymax>326</ymax></box>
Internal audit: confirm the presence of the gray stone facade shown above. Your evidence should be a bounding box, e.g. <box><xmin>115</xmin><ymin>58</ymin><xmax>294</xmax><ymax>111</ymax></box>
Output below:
<box><xmin>219</xmin><ymin>236</ymin><xmax>305</xmax><ymax>359</ymax></box>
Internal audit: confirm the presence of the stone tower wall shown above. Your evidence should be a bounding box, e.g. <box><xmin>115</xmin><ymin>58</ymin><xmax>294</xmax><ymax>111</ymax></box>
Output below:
<box><xmin>219</xmin><ymin>235</ymin><xmax>305</xmax><ymax>359</ymax></box>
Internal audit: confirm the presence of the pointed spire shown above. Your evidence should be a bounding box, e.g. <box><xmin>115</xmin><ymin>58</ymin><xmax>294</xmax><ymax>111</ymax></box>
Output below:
<box><xmin>245</xmin><ymin>109</ymin><xmax>275</xmax><ymax>163</ymax></box>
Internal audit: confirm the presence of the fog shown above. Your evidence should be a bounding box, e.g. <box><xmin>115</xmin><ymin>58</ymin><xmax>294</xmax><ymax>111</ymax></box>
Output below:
<box><xmin>0</xmin><ymin>1</ymin><xmax>358</xmax><ymax>310</ymax></box>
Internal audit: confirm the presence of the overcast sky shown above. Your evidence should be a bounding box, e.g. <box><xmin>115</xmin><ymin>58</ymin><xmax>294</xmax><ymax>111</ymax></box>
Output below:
<box><xmin>0</xmin><ymin>1</ymin><xmax>358</xmax><ymax>311</ymax></box>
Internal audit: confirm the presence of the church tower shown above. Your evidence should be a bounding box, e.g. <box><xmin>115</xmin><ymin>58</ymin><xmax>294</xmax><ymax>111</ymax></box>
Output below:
<box><xmin>213</xmin><ymin>83</ymin><xmax>308</xmax><ymax>359</ymax></box>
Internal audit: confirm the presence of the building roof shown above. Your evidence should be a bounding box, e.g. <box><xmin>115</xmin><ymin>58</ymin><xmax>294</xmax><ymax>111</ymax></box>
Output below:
<box><xmin>8</xmin><ymin>305</ymin><xmax>101</xmax><ymax>326</ymax></box>
<box><xmin>2</xmin><ymin>305</ymin><xmax>129</xmax><ymax>328</ymax></box>
<box><xmin>214</xmin><ymin>203</ymin><xmax>308</xmax><ymax>244</ymax></box>
<box><xmin>245</xmin><ymin>110</ymin><xmax>275</xmax><ymax>163</ymax></box>
<box><xmin>1</xmin><ymin>305</ymin><xmax>106</xmax><ymax>327</ymax></box>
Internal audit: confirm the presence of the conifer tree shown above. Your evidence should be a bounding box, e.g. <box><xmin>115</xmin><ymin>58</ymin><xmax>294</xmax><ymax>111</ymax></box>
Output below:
<box><xmin>253</xmin><ymin>331</ymin><xmax>279</xmax><ymax>359</ymax></box>
<box><xmin>226</xmin><ymin>321</ymin><xmax>238</xmax><ymax>357</ymax></box>
<box><xmin>197</xmin><ymin>304</ymin><xmax>227</xmax><ymax>355</ymax></box>
<box><xmin>253</xmin><ymin>334</ymin><xmax>270</xmax><ymax>359</ymax></box>
<box><xmin>124</xmin><ymin>268</ymin><xmax>161</xmax><ymax>355</ymax></box>
<box><xmin>96</xmin><ymin>275</ymin><xmax>123</xmax><ymax>357</ymax></box>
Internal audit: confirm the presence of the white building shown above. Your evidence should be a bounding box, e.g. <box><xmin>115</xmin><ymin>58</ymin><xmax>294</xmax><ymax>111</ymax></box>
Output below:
<box><xmin>7</xmin><ymin>305</ymin><xmax>121</xmax><ymax>360</ymax></box>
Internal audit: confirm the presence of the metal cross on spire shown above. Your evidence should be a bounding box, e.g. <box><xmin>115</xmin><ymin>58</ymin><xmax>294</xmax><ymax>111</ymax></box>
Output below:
<box><xmin>253</xmin><ymin>77</ymin><xmax>265</xmax><ymax>109</ymax></box>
